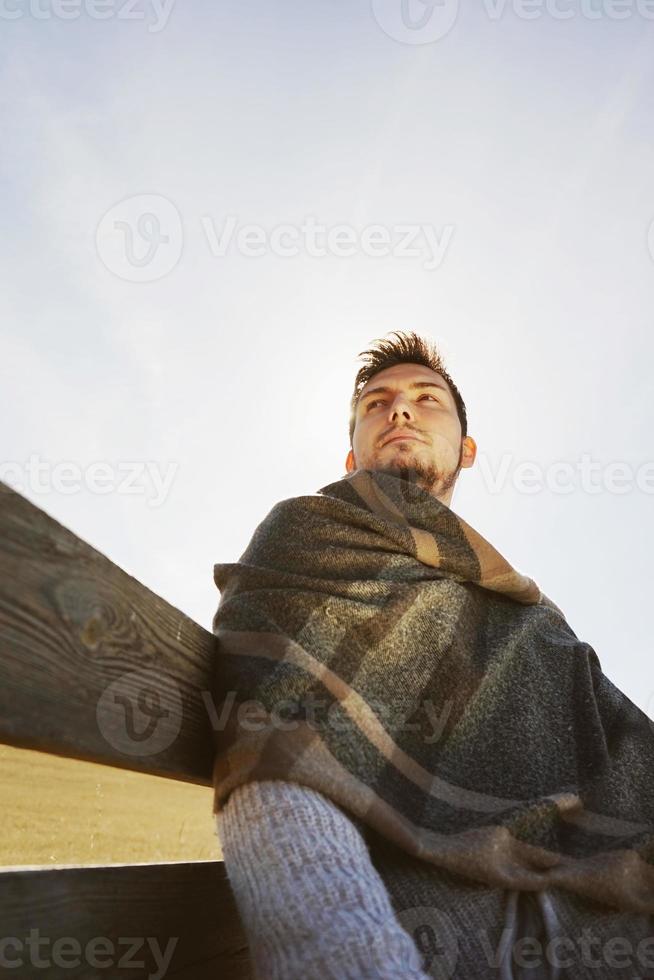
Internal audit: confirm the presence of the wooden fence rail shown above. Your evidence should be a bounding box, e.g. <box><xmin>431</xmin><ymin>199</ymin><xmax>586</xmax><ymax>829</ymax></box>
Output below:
<box><xmin>0</xmin><ymin>481</ymin><xmax>252</xmax><ymax>978</ymax></box>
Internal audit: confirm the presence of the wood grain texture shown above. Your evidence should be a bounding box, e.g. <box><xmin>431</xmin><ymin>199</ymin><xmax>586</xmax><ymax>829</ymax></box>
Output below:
<box><xmin>0</xmin><ymin>860</ymin><xmax>252</xmax><ymax>979</ymax></box>
<box><xmin>0</xmin><ymin>481</ymin><xmax>218</xmax><ymax>784</ymax></box>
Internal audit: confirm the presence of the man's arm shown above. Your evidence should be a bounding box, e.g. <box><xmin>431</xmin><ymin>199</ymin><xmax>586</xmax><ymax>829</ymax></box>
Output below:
<box><xmin>216</xmin><ymin>779</ymin><xmax>432</xmax><ymax>979</ymax></box>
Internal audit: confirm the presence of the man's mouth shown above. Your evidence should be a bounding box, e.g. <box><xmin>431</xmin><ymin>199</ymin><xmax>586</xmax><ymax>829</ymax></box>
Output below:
<box><xmin>383</xmin><ymin>433</ymin><xmax>422</xmax><ymax>446</ymax></box>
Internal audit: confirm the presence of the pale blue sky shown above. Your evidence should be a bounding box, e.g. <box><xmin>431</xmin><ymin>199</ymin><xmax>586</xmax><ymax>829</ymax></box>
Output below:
<box><xmin>1</xmin><ymin>0</ymin><xmax>653</xmax><ymax>715</ymax></box>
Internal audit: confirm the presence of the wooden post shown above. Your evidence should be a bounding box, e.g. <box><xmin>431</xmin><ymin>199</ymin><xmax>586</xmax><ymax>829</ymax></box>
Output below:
<box><xmin>0</xmin><ymin>481</ymin><xmax>252</xmax><ymax>978</ymax></box>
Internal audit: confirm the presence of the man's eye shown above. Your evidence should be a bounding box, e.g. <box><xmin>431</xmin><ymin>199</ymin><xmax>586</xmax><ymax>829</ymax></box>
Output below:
<box><xmin>366</xmin><ymin>394</ymin><xmax>438</xmax><ymax>411</ymax></box>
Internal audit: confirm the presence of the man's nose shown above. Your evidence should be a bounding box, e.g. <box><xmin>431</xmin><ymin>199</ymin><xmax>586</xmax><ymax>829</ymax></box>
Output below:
<box><xmin>388</xmin><ymin>397</ymin><xmax>414</xmax><ymax>421</ymax></box>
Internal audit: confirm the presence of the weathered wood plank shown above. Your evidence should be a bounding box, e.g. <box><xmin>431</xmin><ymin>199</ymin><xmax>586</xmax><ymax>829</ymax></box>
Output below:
<box><xmin>0</xmin><ymin>860</ymin><xmax>251</xmax><ymax>979</ymax></box>
<box><xmin>0</xmin><ymin>481</ymin><xmax>218</xmax><ymax>784</ymax></box>
<box><xmin>0</xmin><ymin>744</ymin><xmax>223</xmax><ymax>866</ymax></box>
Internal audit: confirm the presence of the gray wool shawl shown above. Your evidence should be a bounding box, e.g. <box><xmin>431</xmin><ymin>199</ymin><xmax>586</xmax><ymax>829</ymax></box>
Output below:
<box><xmin>209</xmin><ymin>468</ymin><xmax>654</xmax><ymax>915</ymax></box>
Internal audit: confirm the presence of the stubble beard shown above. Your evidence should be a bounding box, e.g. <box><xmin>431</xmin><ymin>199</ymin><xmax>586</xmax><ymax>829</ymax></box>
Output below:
<box><xmin>372</xmin><ymin>443</ymin><xmax>462</xmax><ymax>498</ymax></box>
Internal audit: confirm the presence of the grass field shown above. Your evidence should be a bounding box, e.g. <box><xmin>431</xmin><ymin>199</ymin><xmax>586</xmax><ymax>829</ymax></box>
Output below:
<box><xmin>0</xmin><ymin>743</ymin><xmax>222</xmax><ymax>867</ymax></box>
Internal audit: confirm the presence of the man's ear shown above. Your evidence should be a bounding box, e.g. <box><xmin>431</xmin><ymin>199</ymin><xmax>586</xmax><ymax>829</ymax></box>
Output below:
<box><xmin>460</xmin><ymin>436</ymin><xmax>477</xmax><ymax>469</ymax></box>
<box><xmin>345</xmin><ymin>448</ymin><xmax>356</xmax><ymax>473</ymax></box>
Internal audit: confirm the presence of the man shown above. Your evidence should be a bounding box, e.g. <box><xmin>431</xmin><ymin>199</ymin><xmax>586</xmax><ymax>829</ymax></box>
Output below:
<box><xmin>212</xmin><ymin>332</ymin><xmax>654</xmax><ymax>979</ymax></box>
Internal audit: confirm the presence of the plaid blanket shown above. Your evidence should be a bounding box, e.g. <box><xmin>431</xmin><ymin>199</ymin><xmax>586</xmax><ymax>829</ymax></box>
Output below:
<box><xmin>209</xmin><ymin>468</ymin><xmax>654</xmax><ymax>915</ymax></box>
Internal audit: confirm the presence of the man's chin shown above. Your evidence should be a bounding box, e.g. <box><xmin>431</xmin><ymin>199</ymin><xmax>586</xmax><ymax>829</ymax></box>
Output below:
<box><xmin>365</xmin><ymin>452</ymin><xmax>461</xmax><ymax>497</ymax></box>
<box><xmin>369</xmin><ymin>459</ymin><xmax>437</xmax><ymax>490</ymax></box>
<box><xmin>374</xmin><ymin>461</ymin><xmax>422</xmax><ymax>482</ymax></box>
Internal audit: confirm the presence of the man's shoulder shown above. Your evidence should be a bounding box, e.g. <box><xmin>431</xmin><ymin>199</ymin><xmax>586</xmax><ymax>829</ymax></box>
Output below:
<box><xmin>536</xmin><ymin>590</ymin><xmax>567</xmax><ymax>622</ymax></box>
<box><xmin>249</xmin><ymin>491</ymin><xmax>335</xmax><ymax>541</ymax></box>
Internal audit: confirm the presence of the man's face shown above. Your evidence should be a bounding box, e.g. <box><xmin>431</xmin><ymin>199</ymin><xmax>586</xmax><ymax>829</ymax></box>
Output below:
<box><xmin>345</xmin><ymin>362</ymin><xmax>476</xmax><ymax>506</ymax></box>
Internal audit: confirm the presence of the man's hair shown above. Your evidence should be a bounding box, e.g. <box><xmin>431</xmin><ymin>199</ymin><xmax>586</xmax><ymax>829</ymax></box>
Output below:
<box><xmin>348</xmin><ymin>330</ymin><xmax>468</xmax><ymax>446</ymax></box>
